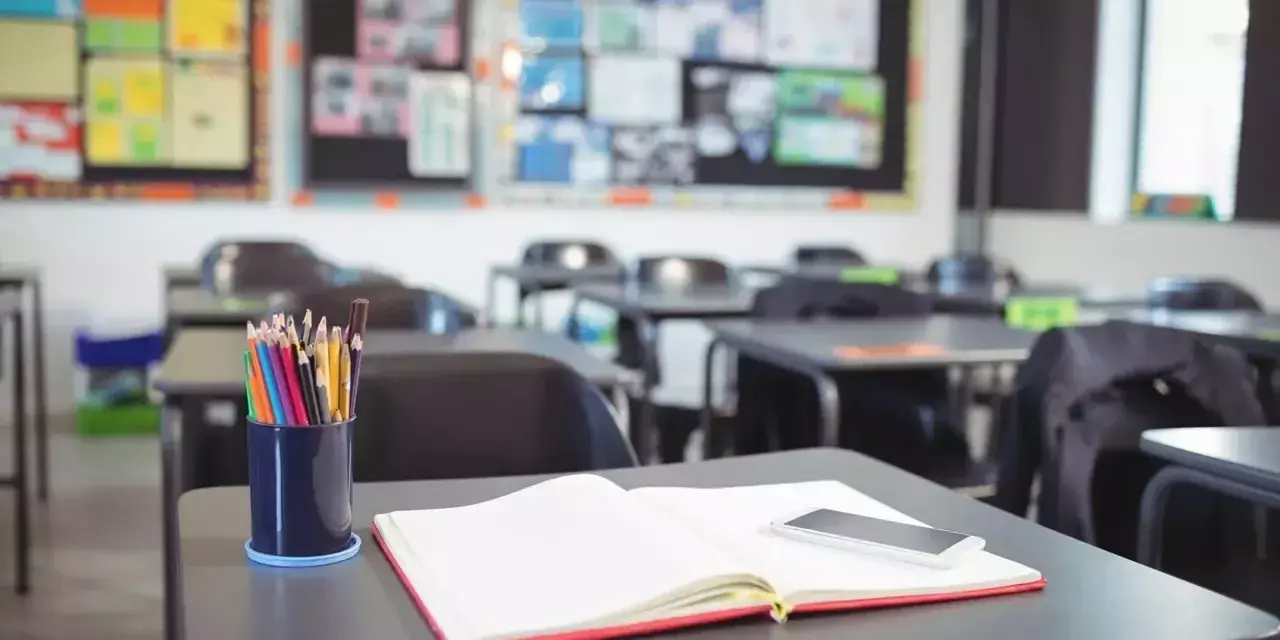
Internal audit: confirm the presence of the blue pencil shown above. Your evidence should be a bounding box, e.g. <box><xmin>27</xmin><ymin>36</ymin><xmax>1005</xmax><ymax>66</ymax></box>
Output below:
<box><xmin>255</xmin><ymin>335</ymin><xmax>287</xmax><ymax>424</ymax></box>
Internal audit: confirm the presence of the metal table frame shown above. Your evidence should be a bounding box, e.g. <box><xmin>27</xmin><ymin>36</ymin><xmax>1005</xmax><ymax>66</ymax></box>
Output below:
<box><xmin>0</xmin><ymin>297</ymin><xmax>30</xmax><ymax>593</ymax></box>
<box><xmin>0</xmin><ymin>272</ymin><xmax>48</xmax><ymax>502</ymax></box>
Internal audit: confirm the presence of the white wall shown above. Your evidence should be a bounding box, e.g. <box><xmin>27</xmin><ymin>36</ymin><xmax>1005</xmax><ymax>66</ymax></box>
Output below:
<box><xmin>0</xmin><ymin>0</ymin><xmax>967</xmax><ymax>414</ymax></box>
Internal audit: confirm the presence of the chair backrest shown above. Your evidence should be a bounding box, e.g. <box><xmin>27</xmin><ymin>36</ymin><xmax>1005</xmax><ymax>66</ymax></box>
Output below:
<box><xmin>632</xmin><ymin>256</ymin><xmax>732</xmax><ymax>289</ymax></box>
<box><xmin>288</xmin><ymin>285</ymin><xmax>477</xmax><ymax>333</ymax></box>
<box><xmin>926</xmin><ymin>254</ymin><xmax>1001</xmax><ymax>284</ymax></box>
<box><xmin>352</xmin><ymin>352</ymin><xmax>637</xmax><ymax>481</ymax></box>
<box><xmin>753</xmin><ymin>279</ymin><xmax>931</xmax><ymax>319</ymax></box>
<box><xmin>521</xmin><ymin>240</ymin><xmax>617</xmax><ymax>269</ymax></box>
<box><xmin>1146</xmin><ymin>276</ymin><xmax>1263</xmax><ymax>312</ymax></box>
<box><xmin>199</xmin><ymin>240</ymin><xmax>316</xmax><ymax>275</ymax></box>
<box><xmin>205</xmin><ymin>252</ymin><xmax>333</xmax><ymax>296</ymax></box>
<box><xmin>792</xmin><ymin>245</ymin><xmax>867</xmax><ymax>266</ymax></box>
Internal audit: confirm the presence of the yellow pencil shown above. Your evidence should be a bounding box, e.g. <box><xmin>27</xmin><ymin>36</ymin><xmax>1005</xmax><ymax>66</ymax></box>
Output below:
<box><xmin>328</xmin><ymin>326</ymin><xmax>341</xmax><ymax>411</ymax></box>
<box><xmin>315</xmin><ymin>318</ymin><xmax>331</xmax><ymax>416</ymax></box>
<box><xmin>339</xmin><ymin>343</ymin><xmax>351</xmax><ymax>419</ymax></box>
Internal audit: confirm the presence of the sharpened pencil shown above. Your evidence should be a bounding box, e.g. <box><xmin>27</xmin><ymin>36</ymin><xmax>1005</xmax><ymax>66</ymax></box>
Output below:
<box><xmin>245</xmin><ymin>322</ymin><xmax>273</xmax><ymax>424</ymax></box>
<box><xmin>315</xmin><ymin>318</ymin><xmax>331</xmax><ymax>418</ymax></box>
<box><xmin>339</xmin><ymin>343</ymin><xmax>351</xmax><ymax>420</ymax></box>
<box><xmin>298</xmin><ymin>349</ymin><xmax>321</xmax><ymax>426</ymax></box>
<box><xmin>316</xmin><ymin>375</ymin><xmax>331</xmax><ymax>425</ymax></box>
<box><xmin>276</xmin><ymin>331</ymin><xmax>308</xmax><ymax>425</ymax></box>
<box><xmin>302</xmin><ymin>309</ymin><xmax>312</xmax><ymax>344</ymax></box>
<box><xmin>349</xmin><ymin>333</ymin><xmax>364</xmax><ymax>416</ymax></box>
<box><xmin>328</xmin><ymin>326</ymin><xmax>341</xmax><ymax>410</ymax></box>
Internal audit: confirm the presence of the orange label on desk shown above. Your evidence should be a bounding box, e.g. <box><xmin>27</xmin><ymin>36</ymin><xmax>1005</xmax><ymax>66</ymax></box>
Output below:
<box><xmin>835</xmin><ymin>343</ymin><xmax>946</xmax><ymax>358</ymax></box>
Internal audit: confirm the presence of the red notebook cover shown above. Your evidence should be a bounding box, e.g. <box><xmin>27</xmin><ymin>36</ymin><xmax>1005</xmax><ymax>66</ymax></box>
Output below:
<box><xmin>371</xmin><ymin>522</ymin><xmax>1047</xmax><ymax>640</ymax></box>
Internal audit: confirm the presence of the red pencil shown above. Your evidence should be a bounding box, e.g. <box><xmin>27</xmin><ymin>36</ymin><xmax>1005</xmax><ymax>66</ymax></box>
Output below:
<box><xmin>276</xmin><ymin>330</ymin><xmax>309</xmax><ymax>425</ymax></box>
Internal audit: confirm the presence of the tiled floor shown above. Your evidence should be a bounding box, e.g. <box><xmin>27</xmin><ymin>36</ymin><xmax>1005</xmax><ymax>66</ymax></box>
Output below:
<box><xmin>0</xmin><ymin>417</ymin><xmax>163</xmax><ymax>639</ymax></box>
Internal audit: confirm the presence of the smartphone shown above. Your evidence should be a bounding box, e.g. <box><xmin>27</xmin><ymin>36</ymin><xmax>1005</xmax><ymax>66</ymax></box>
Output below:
<box><xmin>769</xmin><ymin>508</ymin><xmax>985</xmax><ymax>569</ymax></box>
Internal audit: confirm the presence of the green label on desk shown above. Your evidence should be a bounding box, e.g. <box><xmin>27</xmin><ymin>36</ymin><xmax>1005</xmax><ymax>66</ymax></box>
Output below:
<box><xmin>222</xmin><ymin>298</ymin><xmax>264</xmax><ymax>311</ymax></box>
<box><xmin>1258</xmin><ymin>330</ymin><xmax>1280</xmax><ymax>341</ymax></box>
<box><xmin>1006</xmin><ymin>297</ymin><xmax>1079</xmax><ymax>331</ymax></box>
<box><xmin>838</xmin><ymin>267</ymin><xmax>900</xmax><ymax>285</ymax></box>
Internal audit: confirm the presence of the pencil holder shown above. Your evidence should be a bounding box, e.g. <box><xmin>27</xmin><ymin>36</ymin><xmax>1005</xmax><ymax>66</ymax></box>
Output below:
<box><xmin>245</xmin><ymin>417</ymin><xmax>361</xmax><ymax>567</ymax></box>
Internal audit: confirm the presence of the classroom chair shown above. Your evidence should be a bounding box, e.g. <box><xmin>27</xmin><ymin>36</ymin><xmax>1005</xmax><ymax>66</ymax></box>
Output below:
<box><xmin>205</xmin><ymin>251</ymin><xmax>332</xmax><ymax>296</ymax></box>
<box><xmin>1146</xmin><ymin>276</ymin><xmax>1263</xmax><ymax>312</ymax></box>
<box><xmin>792</xmin><ymin>245</ymin><xmax>867</xmax><ymax>266</ymax></box>
<box><xmin>926</xmin><ymin>254</ymin><xmax>1002</xmax><ymax>284</ymax></box>
<box><xmin>517</xmin><ymin>240</ymin><xmax>619</xmax><ymax>324</ymax></box>
<box><xmin>288</xmin><ymin>284</ymin><xmax>477</xmax><ymax>333</ymax></box>
<box><xmin>612</xmin><ymin>256</ymin><xmax>736</xmax><ymax>461</ymax></box>
<box><xmin>733</xmin><ymin>278</ymin><xmax>992</xmax><ymax>492</ymax></box>
<box><xmin>351</xmin><ymin>352</ymin><xmax>637</xmax><ymax>480</ymax></box>
<box><xmin>991</xmin><ymin>322</ymin><xmax>1266</xmax><ymax>597</ymax></box>
<box><xmin>199</xmin><ymin>240</ymin><xmax>316</xmax><ymax>282</ymax></box>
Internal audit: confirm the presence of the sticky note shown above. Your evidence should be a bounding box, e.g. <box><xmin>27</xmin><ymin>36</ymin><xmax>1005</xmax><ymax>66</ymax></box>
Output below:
<box><xmin>1005</xmin><ymin>297</ymin><xmax>1079</xmax><ymax>331</ymax></box>
<box><xmin>838</xmin><ymin>267</ymin><xmax>900</xmax><ymax>285</ymax></box>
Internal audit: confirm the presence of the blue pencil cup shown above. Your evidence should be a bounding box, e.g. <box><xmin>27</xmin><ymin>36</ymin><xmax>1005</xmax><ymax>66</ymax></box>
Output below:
<box><xmin>245</xmin><ymin>418</ymin><xmax>361</xmax><ymax>567</ymax></box>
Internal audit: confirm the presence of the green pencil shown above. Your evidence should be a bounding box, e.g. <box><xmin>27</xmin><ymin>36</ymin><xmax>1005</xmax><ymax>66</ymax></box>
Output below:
<box><xmin>243</xmin><ymin>350</ymin><xmax>257</xmax><ymax>420</ymax></box>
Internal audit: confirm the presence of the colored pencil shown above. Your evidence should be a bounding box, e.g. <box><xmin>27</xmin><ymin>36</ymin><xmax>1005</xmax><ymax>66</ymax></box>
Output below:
<box><xmin>316</xmin><ymin>375</ymin><xmax>332</xmax><ymax>425</ymax></box>
<box><xmin>346</xmin><ymin>298</ymin><xmax>369</xmax><ymax>348</ymax></box>
<box><xmin>298</xmin><ymin>349</ymin><xmax>321</xmax><ymax>426</ymax></box>
<box><xmin>315</xmin><ymin>318</ymin><xmax>331</xmax><ymax>410</ymax></box>
<box><xmin>302</xmin><ymin>309</ymin><xmax>312</xmax><ymax>344</ymax></box>
<box><xmin>339</xmin><ymin>343</ymin><xmax>351</xmax><ymax>420</ymax></box>
<box><xmin>243</xmin><ymin>351</ymin><xmax>257</xmax><ymax>421</ymax></box>
<box><xmin>349</xmin><ymin>333</ymin><xmax>364</xmax><ymax>415</ymax></box>
<box><xmin>287</xmin><ymin>324</ymin><xmax>312</xmax><ymax>424</ymax></box>
<box><xmin>245</xmin><ymin>323</ymin><xmax>273</xmax><ymax>424</ymax></box>
<box><xmin>277</xmin><ymin>331</ymin><xmax>309</xmax><ymax>425</ymax></box>
<box><xmin>328</xmin><ymin>326</ymin><xmax>341</xmax><ymax>410</ymax></box>
<box><xmin>254</xmin><ymin>328</ymin><xmax>286</xmax><ymax>424</ymax></box>
<box><xmin>265</xmin><ymin>332</ymin><xmax>296</xmax><ymax>425</ymax></box>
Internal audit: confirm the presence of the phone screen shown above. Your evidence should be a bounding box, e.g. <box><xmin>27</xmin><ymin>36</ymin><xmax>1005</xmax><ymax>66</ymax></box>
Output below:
<box><xmin>782</xmin><ymin>509</ymin><xmax>970</xmax><ymax>555</ymax></box>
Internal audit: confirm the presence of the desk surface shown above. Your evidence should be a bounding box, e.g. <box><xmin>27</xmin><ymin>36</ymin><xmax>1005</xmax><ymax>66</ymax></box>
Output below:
<box><xmin>573</xmin><ymin>283</ymin><xmax>755</xmax><ymax>319</ymax></box>
<box><xmin>164</xmin><ymin>265</ymin><xmax>202</xmax><ymax>286</ymax></box>
<box><xmin>1142</xmin><ymin>427</ymin><xmax>1280</xmax><ymax>493</ymax></box>
<box><xmin>1114</xmin><ymin>310</ymin><xmax>1280</xmax><ymax>358</ymax></box>
<box><xmin>0</xmin><ymin>266</ymin><xmax>40</xmax><ymax>286</ymax></box>
<box><xmin>491</xmin><ymin>264</ymin><xmax>624</xmax><ymax>286</ymax></box>
<box><xmin>166</xmin><ymin>287</ymin><xmax>274</xmax><ymax>325</ymax></box>
<box><xmin>155</xmin><ymin>327</ymin><xmax>634</xmax><ymax>395</ymax></box>
<box><xmin>706</xmin><ymin>316</ymin><xmax>1038</xmax><ymax>369</ymax></box>
<box><xmin>179</xmin><ymin>448</ymin><xmax>1279</xmax><ymax>640</ymax></box>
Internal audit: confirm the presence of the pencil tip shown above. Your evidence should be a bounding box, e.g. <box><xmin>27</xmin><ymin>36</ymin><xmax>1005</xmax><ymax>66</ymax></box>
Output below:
<box><xmin>352</xmin><ymin>334</ymin><xmax>363</xmax><ymax>349</ymax></box>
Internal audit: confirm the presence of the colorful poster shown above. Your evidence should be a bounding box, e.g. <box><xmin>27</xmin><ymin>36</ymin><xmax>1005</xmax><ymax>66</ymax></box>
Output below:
<box><xmin>651</xmin><ymin>0</ymin><xmax>761</xmax><ymax>62</ymax></box>
<box><xmin>167</xmin><ymin>0</ymin><xmax>247</xmax><ymax>58</ymax></box>
<box><xmin>520</xmin><ymin>0</ymin><xmax>583</xmax><ymax>49</ymax></box>
<box><xmin>0</xmin><ymin>20</ymin><xmax>78</xmax><ymax>101</ymax></box>
<box><xmin>763</xmin><ymin>0</ymin><xmax>878</xmax><ymax>71</ymax></box>
<box><xmin>611</xmin><ymin>125</ymin><xmax>694</xmax><ymax>184</ymax></box>
<box><xmin>312</xmin><ymin>57</ymin><xmax>411</xmax><ymax>138</ymax></box>
<box><xmin>408</xmin><ymin>71</ymin><xmax>470</xmax><ymax>177</ymax></box>
<box><xmin>0</xmin><ymin>0</ymin><xmax>79</xmax><ymax>18</ymax></box>
<box><xmin>84</xmin><ymin>0</ymin><xmax>162</xmax><ymax>52</ymax></box>
<box><xmin>84</xmin><ymin>56</ymin><xmax>167</xmax><ymax>165</ymax></box>
<box><xmin>587</xmin><ymin>55</ymin><xmax>680</xmax><ymax>125</ymax></box>
<box><xmin>515</xmin><ymin>115</ymin><xmax>610</xmax><ymax>184</ymax></box>
<box><xmin>357</xmin><ymin>0</ymin><xmax>459</xmax><ymax>65</ymax></box>
<box><xmin>690</xmin><ymin>65</ymin><xmax>776</xmax><ymax>162</ymax></box>
<box><xmin>170</xmin><ymin>62</ymin><xmax>248</xmax><ymax>168</ymax></box>
<box><xmin>0</xmin><ymin>102</ymin><xmax>82</xmax><ymax>180</ymax></box>
<box><xmin>773</xmin><ymin>71</ymin><xmax>884</xmax><ymax>168</ymax></box>
<box><xmin>520</xmin><ymin>55</ymin><xmax>584</xmax><ymax>110</ymax></box>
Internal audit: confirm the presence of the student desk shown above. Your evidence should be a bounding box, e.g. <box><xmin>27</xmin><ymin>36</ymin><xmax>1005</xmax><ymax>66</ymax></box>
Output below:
<box><xmin>164</xmin><ymin>265</ymin><xmax>203</xmax><ymax>291</ymax></box>
<box><xmin>172</xmin><ymin>448</ymin><xmax>1280</xmax><ymax>640</ymax></box>
<box><xmin>568</xmin><ymin>283</ymin><xmax>756</xmax><ymax>461</ymax></box>
<box><xmin>0</xmin><ymin>266</ymin><xmax>49</xmax><ymax>502</ymax></box>
<box><xmin>0</xmin><ymin>292</ymin><xmax>31</xmax><ymax>594</ymax></box>
<box><xmin>699</xmin><ymin>316</ymin><xmax>1038</xmax><ymax>456</ymax></box>
<box><xmin>485</xmin><ymin>264</ymin><xmax>624</xmax><ymax>328</ymax></box>
<box><xmin>165</xmin><ymin>287</ymin><xmax>275</xmax><ymax>330</ymax></box>
<box><xmin>1138</xmin><ymin>427</ymin><xmax>1280</xmax><ymax>568</ymax></box>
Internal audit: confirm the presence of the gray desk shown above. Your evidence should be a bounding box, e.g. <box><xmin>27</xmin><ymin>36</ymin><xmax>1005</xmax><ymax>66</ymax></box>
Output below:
<box><xmin>1138</xmin><ymin>427</ymin><xmax>1280</xmax><ymax>571</ymax></box>
<box><xmin>0</xmin><ymin>292</ymin><xmax>30</xmax><ymax>594</ymax></box>
<box><xmin>740</xmin><ymin>262</ymin><xmax>921</xmax><ymax>282</ymax></box>
<box><xmin>0</xmin><ymin>267</ymin><xmax>48</xmax><ymax>502</ymax></box>
<box><xmin>569</xmin><ymin>284</ymin><xmax>756</xmax><ymax>462</ymax></box>
<box><xmin>1121</xmin><ymin>310</ymin><xmax>1280</xmax><ymax>358</ymax></box>
<box><xmin>164</xmin><ymin>265</ymin><xmax>202</xmax><ymax>291</ymax></box>
<box><xmin>155</xmin><ymin>326</ymin><xmax>634</xmax><ymax>636</ymax></box>
<box><xmin>165</xmin><ymin>287</ymin><xmax>275</xmax><ymax>329</ymax></box>
<box><xmin>485</xmin><ymin>264</ymin><xmax>623</xmax><ymax>328</ymax></box>
<box><xmin>176</xmin><ymin>448</ymin><xmax>1280</xmax><ymax>640</ymax></box>
<box><xmin>913</xmin><ymin>281</ymin><xmax>1145</xmax><ymax>315</ymax></box>
<box><xmin>701</xmin><ymin>316</ymin><xmax>1037</xmax><ymax>453</ymax></box>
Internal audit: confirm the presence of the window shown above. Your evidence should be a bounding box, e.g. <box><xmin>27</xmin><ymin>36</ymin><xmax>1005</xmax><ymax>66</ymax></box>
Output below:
<box><xmin>1134</xmin><ymin>0</ymin><xmax>1248</xmax><ymax>219</ymax></box>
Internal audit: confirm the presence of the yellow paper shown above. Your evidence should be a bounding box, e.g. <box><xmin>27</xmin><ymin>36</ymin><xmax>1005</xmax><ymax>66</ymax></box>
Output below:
<box><xmin>87</xmin><ymin>120</ymin><xmax>125</xmax><ymax>163</ymax></box>
<box><xmin>0</xmin><ymin>20</ymin><xmax>78</xmax><ymax>101</ymax></box>
<box><xmin>169</xmin><ymin>0</ymin><xmax>247</xmax><ymax>57</ymax></box>
<box><xmin>170</xmin><ymin>62</ymin><xmax>250</xmax><ymax>168</ymax></box>
<box><xmin>124</xmin><ymin>68</ymin><xmax>164</xmax><ymax>117</ymax></box>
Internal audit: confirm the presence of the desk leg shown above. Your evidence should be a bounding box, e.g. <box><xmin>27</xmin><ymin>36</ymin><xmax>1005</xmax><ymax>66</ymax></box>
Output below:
<box><xmin>531</xmin><ymin>283</ymin><xmax>545</xmax><ymax>331</ymax></box>
<box><xmin>806</xmin><ymin>371</ymin><xmax>842</xmax><ymax>448</ymax></box>
<box><xmin>484</xmin><ymin>270</ymin><xmax>498</xmax><ymax>328</ymax></box>
<box><xmin>564</xmin><ymin>296</ymin><xmax>582</xmax><ymax>341</ymax></box>
<box><xmin>1137</xmin><ymin>465</ymin><xmax>1280</xmax><ymax>569</ymax></box>
<box><xmin>637</xmin><ymin>316</ymin><xmax>659</xmax><ymax>464</ymax></box>
<box><xmin>11</xmin><ymin>308</ymin><xmax>30</xmax><ymax>594</ymax></box>
<box><xmin>700</xmin><ymin>338</ymin><xmax>724</xmax><ymax>460</ymax></box>
<box><xmin>30</xmin><ymin>279</ymin><xmax>48</xmax><ymax>502</ymax></box>
<box><xmin>161</xmin><ymin>405</ymin><xmax>184</xmax><ymax>640</ymax></box>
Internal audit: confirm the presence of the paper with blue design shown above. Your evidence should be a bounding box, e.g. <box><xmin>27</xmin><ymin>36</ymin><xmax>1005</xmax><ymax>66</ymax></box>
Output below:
<box><xmin>373</xmin><ymin>477</ymin><xmax>1043</xmax><ymax>639</ymax></box>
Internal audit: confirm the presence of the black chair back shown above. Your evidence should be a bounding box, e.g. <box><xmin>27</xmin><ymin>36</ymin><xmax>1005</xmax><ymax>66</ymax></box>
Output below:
<box><xmin>792</xmin><ymin>245</ymin><xmax>867</xmax><ymax>266</ymax></box>
<box><xmin>927</xmin><ymin>254</ymin><xmax>1001</xmax><ymax>284</ymax></box>
<box><xmin>353</xmin><ymin>352</ymin><xmax>637</xmax><ymax>480</ymax></box>
<box><xmin>206</xmin><ymin>252</ymin><xmax>333</xmax><ymax>296</ymax></box>
<box><xmin>521</xmin><ymin>240</ymin><xmax>617</xmax><ymax>269</ymax></box>
<box><xmin>1146</xmin><ymin>276</ymin><xmax>1263</xmax><ymax>312</ymax></box>
<box><xmin>632</xmin><ymin>256</ymin><xmax>732</xmax><ymax>289</ymax></box>
<box><xmin>289</xmin><ymin>285</ymin><xmax>477</xmax><ymax>333</ymax></box>
<box><xmin>199</xmin><ymin>240</ymin><xmax>316</xmax><ymax>277</ymax></box>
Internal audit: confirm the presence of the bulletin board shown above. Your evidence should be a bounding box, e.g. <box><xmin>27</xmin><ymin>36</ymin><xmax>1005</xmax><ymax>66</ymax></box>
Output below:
<box><xmin>286</xmin><ymin>0</ymin><xmax>494</xmax><ymax>208</ymax></box>
<box><xmin>493</xmin><ymin>0</ymin><xmax>922</xmax><ymax>210</ymax></box>
<box><xmin>0</xmin><ymin>0</ymin><xmax>270</xmax><ymax>201</ymax></box>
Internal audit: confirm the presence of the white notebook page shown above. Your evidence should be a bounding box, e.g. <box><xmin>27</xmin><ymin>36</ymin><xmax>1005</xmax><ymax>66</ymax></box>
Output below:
<box><xmin>383</xmin><ymin>475</ymin><xmax>749</xmax><ymax>639</ymax></box>
<box><xmin>632</xmin><ymin>482</ymin><xmax>1041</xmax><ymax>603</ymax></box>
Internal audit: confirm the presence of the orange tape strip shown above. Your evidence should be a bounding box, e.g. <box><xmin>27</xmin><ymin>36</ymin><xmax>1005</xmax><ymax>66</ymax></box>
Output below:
<box><xmin>609</xmin><ymin>188</ymin><xmax>652</xmax><ymax>206</ymax></box>
<box><xmin>374</xmin><ymin>192</ymin><xmax>401</xmax><ymax>209</ymax></box>
<box><xmin>291</xmin><ymin>191</ymin><xmax>314</xmax><ymax>206</ymax></box>
<box><xmin>836</xmin><ymin>343</ymin><xmax>946</xmax><ymax>358</ymax></box>
<box><xmin>138</xmin><ymin>183</ymin><xmax>196</xmax><ymax>200</ymax></box>
<box><xmin>465</xmin><ymin>193</ymin><xmax>486</xmax><ymax>208</ymax></box>
<box><xmin>254</xmin><ymin>23</ymin><xmax>271</xmax><ymax>73</ymax></box>
<box><xmin>827</xmin><ymin>191</ymin><xmax>865</xmax><ymax>210</ymax></box>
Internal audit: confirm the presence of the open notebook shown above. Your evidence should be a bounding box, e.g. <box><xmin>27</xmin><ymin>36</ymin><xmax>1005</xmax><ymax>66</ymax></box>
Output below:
<box><xmin>372</xmin><ymin>477</ymin><xmax>1045</xmax><ymax>640</ymax></box>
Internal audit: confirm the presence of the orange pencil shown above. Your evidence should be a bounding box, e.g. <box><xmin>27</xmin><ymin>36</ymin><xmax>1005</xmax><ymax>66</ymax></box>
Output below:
<box><xmin>245</xmin><ymin>322</ymin><xmax>274</xmax><ymax>423</ymax></box>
